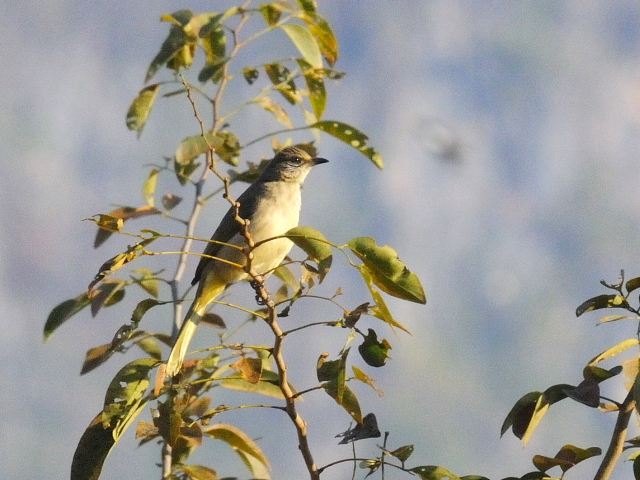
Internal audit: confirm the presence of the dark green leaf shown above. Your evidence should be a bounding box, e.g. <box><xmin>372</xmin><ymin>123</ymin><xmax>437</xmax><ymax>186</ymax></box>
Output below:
<box><xmin>90</xmin><ymin>280</ymin><xmax>127</xmax><ymax>317</ymax></box>
<box><xmin>532</xmin><ymin>454</ymin><xmax>573</xmax><ymax>473</ymax></box>
<box><xmin>387</xmin><ymin>444</ymin><xmax>414</xmax><ymax>463</ymax></box>
<box><xmin>634</xmin><ymin>455</ymin><xmax>640</xmax><ymax>480</ymax></box>
<box><xmin>358</xmin><ymin>328</ymin><xmax>391</xmax><ymax>367</ymax></box>
<box><xmin>44</xmin><ymin>292</ymin><xmax>91</xmax><ymax>340</ymax></box>
<box><xmin>126</xmin><ymin>84</ymin><xmax>160</xmax><ymax>136</ymax></box>
<box><xmin>264</xmin><ymin>63</ymin><xmax>299</xmax><ymax>105</ymax></box>
<box><xmin>563</xmin><ymin>380</ymin><xmax>600</xmax><ymax>408</ymax></box>
<box><xmin>295</xmin><ymin>0</ymin><xmax>316</xmax><ymax>14</ymax></box>
<box><xmin>357</xmin><ymin>265</ymin><xmax>411</xmax><ymax>333</ymax></box>
<box><xmin>311</xmin><ymin>120</ymin><xmax>383</xmax><ymax>168</ymax></box>
<box><xmin>337</xmin><ymin>412</ymin><xmax>380</xmax><ymax>444</ymax></box>
<box><xmin>71</xmin><ymin>412</ymin><xmax>116</xmax><ymax>480</ymax></box>
<box><xmin>347</xmin><ymin>237</ymin><xmax>426</xmax><ymax>304</ymax></box>
<box><xmin>583</xmin><ymin>364</ymin><xmax>621</xmax><ymax>382</ymax></box>
<box><xmin>285</xmin><ymin>226</ymin><xmax>332</xmax><ymax>282</ymax></box>
<box><xmin>627</xmin><ymin>277</ymin><xmax>640</xmax><ymax>294</ymax></box>
<box><xmin>243</xmin><ymin>67</ymin><xmax>259</xmax><ymax>84</ymax></box>
<box><xmin>576</xmin><ymin>294</ymin><xmax>628</xmax><ymax>317</ymax></box>
<box><xmin>174</xmin><ymin>159</ymin><xmax>201</xmax><ymax>185</ymax></box>
<box><xmin>162</xmin><ymin>194</ymin><xmax>182</xmax><ymax>210</ymax></box>
<box><xmin>146</xmin><ymin>13</ymin><xmax>192</xmax><ymax>82</ymax></box>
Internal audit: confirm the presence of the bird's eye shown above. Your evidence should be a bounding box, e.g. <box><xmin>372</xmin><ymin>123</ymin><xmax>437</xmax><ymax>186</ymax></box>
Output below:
<box><xmin>291</xmin><ymin>157</ymin><xmax>302</xmax><ymax>164</ymax></box>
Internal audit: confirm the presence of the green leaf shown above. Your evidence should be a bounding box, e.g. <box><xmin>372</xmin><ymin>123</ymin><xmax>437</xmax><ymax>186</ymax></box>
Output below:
<box><xmin>72</xmin><ymin>361</ymin><xmax>154</xmax><ymax>479</ymax></box>
<box><xmin>280</xmin><ymin>23</ymin><xmax>322</xmax><ymax>68</ymax></box>
<box><xmin>356</xmin><ymin>265</ymin><xmax>411</xmax><ymax>333</ymax></box>
<box><xmin>44</xmin><ymin>292</ymin><xmax>91</xmax><ymax>340</ymax></box>
<box><xmin>409</xmin><ymin>466</ymin><xmax>461</xmax><ymax>480</ymax></box>
<box><xmin>358</xmin><ymin>329</ymin><xmax>391</xmax><ymax>367</ymax></box>
<box><xmin>533</xmin><ymin>445</ymin><xmax>601</xmax><ymax>473</ymax></box>
<box><xmin>317</xmin><ymin>350</ymin><xmax>363</xmax><ymax>422</ymax></box>
<box><xmin>126</xmin><ymin>84</ymin><xmax>160</xmax><ymax>136</ymax></box>
<box><xmin>175</xmin><ymin>133</ymin><xmax>224</xmax><ymax>165</ymax></box>
<box><xmin>285</xmin><ymin>226</ymin><xmax>332</xmax><ymax>282</ymax></box>
<box><xmin>311</xmin><ymin>120</ymin><xmax>383</xmax><ymax>168</ymax></box>
<box><xmin>146</xmin><ymin>12</ymin><xmax>195</xmax><ymax>81</ymax></box>
<box><xmin>221</xmin><ymin>370</ymin><xmax>288</xmax><ymax>398</ymax></box>
<box><xmin>142</xmin><ymin>169</ymin><xmax>158</xmax><ymax>207</ymax></box>
<box><xmin>131</xmin><ymin>269</ymin><xmax>160</xmax><ymax>298</ymax></box>
<box><xmin>103</xmin><ymin>358</ymin><xmax>156</xmax><ymax>429</ymax></box>
<box><xmin>634</xmin><ymin>455</ymin><xmax>640</xmax><ymax>480</ymax></box>
<box><xmin>295</xmin><ymin>0</ymin><xmax>316</xmax><ymax>13</ymax></box>
<box><xmin>576</xmin><ymin>294</ymin><xmax>629</xmax><ymax>317</ymax></box>
<box><xmin>131</xmin><ymin>298</ymin><xmax>163</xmax><ymax>325</ymax></box>
<box><xmin>136</xmin><ymin>337</ymin><xmax>163</xmax><ymax>360</ymax></box>
<box><xmin>348</xmin><ymin>237</ymin><xmax>426</xmax><ymax>304</ymax></box>
<box><xmin>198</xmin><ymin>14</ymin><xmax>227</xmax><ymax>83</ymax></box>
<box><xmin>297</xmin><ymin>59</ymin><xmax>326</xmax><ymax>119</ymax></box>
<box><xmin>70</xmin><ymin>412</ymin><xmax>116</xmax><ymax>480</ymax></box>
<box><xmin>204</xmin><ymin>424</ymin><xmax>270</xmax><ymax>474</ymax></box>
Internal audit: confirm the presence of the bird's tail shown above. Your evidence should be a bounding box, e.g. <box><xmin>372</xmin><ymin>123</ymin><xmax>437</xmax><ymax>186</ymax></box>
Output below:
<box><xmin>166</xmin><ymin>301</ymin><xmax>205</xmax><ymax>376</ymax></box>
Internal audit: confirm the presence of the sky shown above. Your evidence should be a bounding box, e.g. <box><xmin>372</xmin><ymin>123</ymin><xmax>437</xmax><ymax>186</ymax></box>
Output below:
<box><xmin>3</xmin><ymin>1</ymin><xmax>640</xmax><ymax>479</ymax></box>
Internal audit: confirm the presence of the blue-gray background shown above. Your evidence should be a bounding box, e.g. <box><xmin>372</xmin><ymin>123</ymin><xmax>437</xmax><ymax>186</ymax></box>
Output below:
<box><xmin>3</xmin><ymin>1</ymin><xmax>640</xmax><ymax>479</ymax></box>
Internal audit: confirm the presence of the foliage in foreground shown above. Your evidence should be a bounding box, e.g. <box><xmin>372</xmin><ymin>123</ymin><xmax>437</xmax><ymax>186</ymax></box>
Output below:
<box><xmin>45</xmin><ymin>1</ymin><xmax>640</xmax><ymax>479</ymax></box>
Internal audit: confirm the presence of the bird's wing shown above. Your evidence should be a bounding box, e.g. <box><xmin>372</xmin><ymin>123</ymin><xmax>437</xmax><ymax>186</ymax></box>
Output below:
<box><xmin>191</xmin><ymin>183</ymin><xmax>266</xmax><ymax>285</ymax></box>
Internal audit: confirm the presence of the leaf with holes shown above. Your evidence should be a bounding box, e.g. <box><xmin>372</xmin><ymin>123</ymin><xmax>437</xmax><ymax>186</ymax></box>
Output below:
<box><xmin>311</xmin><ymin>121</ymin><xmax>383</xmax><ymax>168</ymax></box>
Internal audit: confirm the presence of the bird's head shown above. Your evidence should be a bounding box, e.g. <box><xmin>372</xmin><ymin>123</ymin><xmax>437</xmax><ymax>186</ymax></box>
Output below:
<box><xmin>260</xmin><ymin>146</ymin><xmax>329</xmax><ymax>183</ymax></box>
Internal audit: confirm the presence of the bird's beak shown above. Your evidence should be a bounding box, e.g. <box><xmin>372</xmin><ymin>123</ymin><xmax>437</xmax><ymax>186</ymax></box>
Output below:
<box><xmin>312</xmin><ymin>157</ymin><xmax>329</xmax><ymax>166</ymax></box>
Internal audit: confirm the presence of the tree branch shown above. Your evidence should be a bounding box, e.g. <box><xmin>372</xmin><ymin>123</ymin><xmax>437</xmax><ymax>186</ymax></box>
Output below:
<box><xmin>593</xmin><ymin>388</ymin><xmax>636</xmax><ymax>480</ymax></box>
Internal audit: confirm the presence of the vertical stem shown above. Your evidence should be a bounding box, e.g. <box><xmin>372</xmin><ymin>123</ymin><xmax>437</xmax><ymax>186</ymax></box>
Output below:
<box><xmin>593</xmin><ymin>389</ymin><xmax>636</xmax><ymax>480</ymax></box>
<box><xmin>250</xmin><ymin>276</ymin><xmax>319</xmax><ymax>480</ymax></box>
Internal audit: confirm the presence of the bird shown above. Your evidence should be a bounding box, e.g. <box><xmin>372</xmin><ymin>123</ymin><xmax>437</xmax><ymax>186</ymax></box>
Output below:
<box><xmin>166</xmin><ymin>146</ymin><xmax>328</xmax><ymax>376</ymax></box>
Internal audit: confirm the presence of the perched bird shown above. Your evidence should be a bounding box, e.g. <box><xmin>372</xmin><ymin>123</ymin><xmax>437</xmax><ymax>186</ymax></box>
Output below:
<box><xmin>166</xmin><ymin>146</ymin><xmax>328</xmax><ymax>376</ymax></box>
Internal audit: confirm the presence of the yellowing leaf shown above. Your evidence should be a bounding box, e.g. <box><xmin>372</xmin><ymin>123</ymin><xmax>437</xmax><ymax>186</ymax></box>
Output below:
<box><xmin>254</xmin><ymin>97</ymin><xmax>294</xmax><ymax>128</ymax></box>
<box><xmin>588</xmin><ymin>338</ymin><xmax>640</xmax><ymax>366</ymax></box>
<box><xmin>142</xmin><ymin>169</ymin><xmax>158</xmax><ymax>207</ymax></box>
<box><xmin>126</xmin><ymin>84</ymin><xmax>160</xmax><ymax>136</ymax></box>
<box><xmin>204</xmin><ymin>424</ymin><xmax>270</xmax><ymax>473</ymax></box>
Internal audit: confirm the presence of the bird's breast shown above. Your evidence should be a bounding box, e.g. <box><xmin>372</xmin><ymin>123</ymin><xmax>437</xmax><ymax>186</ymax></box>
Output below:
<box><xmin>247</xmin><ymin>182</ymin><xmax>301</xmax><ymax>273</ymax></box>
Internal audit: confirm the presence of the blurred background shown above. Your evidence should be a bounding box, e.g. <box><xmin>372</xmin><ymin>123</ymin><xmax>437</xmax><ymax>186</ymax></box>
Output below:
<box><xmin>3</xmin><ymin>1</ymin><xmax>640</xmax><ymax>479</ymax></box>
